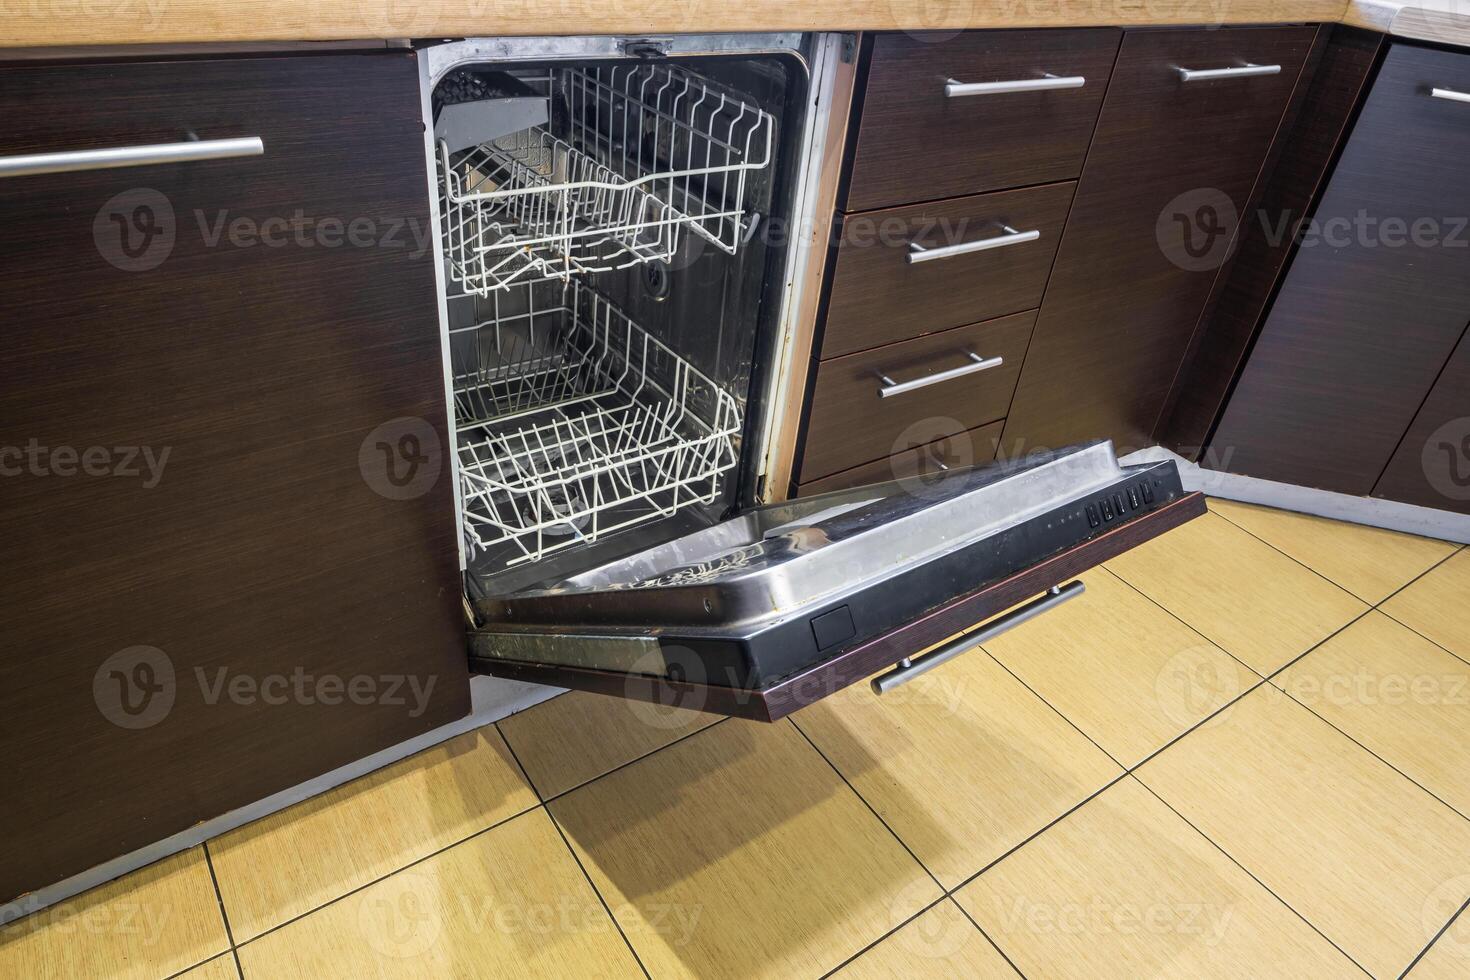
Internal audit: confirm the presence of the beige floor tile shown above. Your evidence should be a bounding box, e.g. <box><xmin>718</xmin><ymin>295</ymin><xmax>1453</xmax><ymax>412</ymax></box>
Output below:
<box><xmin>1384</xmin><ymin>549</ymin><xmax>1470</xmax><ymax>663</ymax></box>
<box><xmin>236</xmin><ymin>808</ymin><xmax>642</xmax><ymax>979</ymax></box>
<box><xmin>792</xmin><ymin>650</ymin><xmax>1122</xmax><ymax>888</ymax></box>
<box><xmin>1209</xmin><ymin>499</ymin><xmax>1457</xmax><ymax>604</ymax></box>
<box><xmin>955</xmin><ymin>778</ymin><xmax>1358</xmax><ymax>979</ymax></box>
<box><xmin>1280</xmin><ymin>611</ymin><xmax>1470</xmax><ymax>816</ymax></box>
<box><xmin>1105</xmin><ymin>511</ymin><xmax>1369</xmax><ymax>675</ymax></box>
<box><xmin>549</xmin><ymin>720</ymin><xmax>941</xmax><ymax>980</ymax></box>
<box><xmin>178</xmin><ymin>954</ymin><xmax>240</xmax><ymax>980</ymax></box>
<box><xmin>835</xmin><ymin>901</ymin><xmax>1017</xmax><ymax>980</ymax></box>
<box><xmin>1138</xmin><ymin>685</ymin><xmax>1470</xmax><ymax>978</ymax></box>
<box><xmin>210</xmin><ymin>725</ymin><xmax>538</xmax><ymax>941</ymax></box>
<box><xmin>0</xmin><ymin>848</ymin><xmax>229</xmax><ymax>980</ymax></box>
<box><xmin>1412</xmin><ymin>907</ymin><xmax>1470</xmax><ymax>980</ymax></box>
<box><xmin>498</xmin><ymin>690</ymin><xmax>719</xmax><ymax>799</ymax></box>
<box><xmin>984</xmin><ymin>568</ymin><xmax>1261</xmax><ymax>766</ymax></box>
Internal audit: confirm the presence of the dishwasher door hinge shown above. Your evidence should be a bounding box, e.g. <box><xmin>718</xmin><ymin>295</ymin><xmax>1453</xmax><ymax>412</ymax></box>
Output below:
<box><xmin>621</xmin><ymin>37</ymin><xmax>672</xmax><ymax>59</ymax></box>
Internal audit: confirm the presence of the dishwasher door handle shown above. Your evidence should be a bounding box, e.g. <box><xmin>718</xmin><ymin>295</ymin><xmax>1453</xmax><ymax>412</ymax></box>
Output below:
<box><xmin>0</xmin><ymin>137</ymin><xmax>265</xmax><ymax>179</ymax></box>
<box><xmin>1175</xmin><ymin>64</ymin><xmax>1281</xmax><ymax>82</ymax></box>
<box><xmin>871</xmin><ymin>581</ymin><xmax>1086</xmax><ymax>694</ymax></box>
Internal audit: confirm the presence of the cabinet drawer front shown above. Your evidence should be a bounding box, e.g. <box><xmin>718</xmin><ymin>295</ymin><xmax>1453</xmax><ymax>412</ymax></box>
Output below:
<box><xmin>797</xmin><ymin>420</ymin><xmax>1003</xmax><ymax>496</ymax></box>
<box><xmin>823</xmin><ymin>182</ymin><xmax>1072</xmax><ymax>359</ymax></box>
<box><xmin>1215</xmin><ymin>43</ymin><xmax>1470</xmax><ymax>496</ymax></box>
<box><xmin>845</xmin><ymin>29</ymin><xmax>1121</xmax><ymax>212</ymax></box>
<box><xmin>0</xmin><ymin>54</ymin><xmax>469</xmax><ymax>904</ymax></box>
<box><xmin>801</xmin><ymin>311</ymin><xmax>1035</xmax><ymax>482</ymax></box>
<box><xmin>1002</xmin><ymin>26</ymin><xmax>1317</xmax><ymax>457</ymax></box>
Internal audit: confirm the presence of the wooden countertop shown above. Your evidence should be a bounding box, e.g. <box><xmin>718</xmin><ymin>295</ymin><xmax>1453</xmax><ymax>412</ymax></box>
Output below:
<box><xmin>0</xmin><ymin>0</ymin><xmax>1465</xmax><ymax>56</ymax></box>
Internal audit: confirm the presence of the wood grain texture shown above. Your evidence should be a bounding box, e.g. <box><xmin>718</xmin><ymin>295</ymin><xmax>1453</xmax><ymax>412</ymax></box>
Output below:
<box><xmin>792</xmin><ymin>641</ymin><xmax>1123</xmax><ymax>888</ymax></box>
<box><xmin>823</xmin><ymin>183</ymin><xmax>1073</xmax><ymax>359</ymax></box>
<box><xmin>1158</xmin><ymin>26</ymin><xmax>1381</xmax><ymax>459</ymax></box>
<box><xmin>956</xmin><ymin>778</ymin><xmax>1361</xmax><ymax>979</ymax></box>
<box><xmin>837</xmin><ymin>902</ymin><xmax>1018</xmax><ymax>979</ymax></box>
<box><xmin>548</xmin><ymin>720</ymin><xmax>943</xmax><ymax>980</ymax></box>
<box><xmin>796</xmin><ymin>420</ymin><xmax>1003</xmax><ymax>496</ymax></box>
<box><xmin>801</xmin><ymin>311</ymin><xmax>1034</xmax><ymax>481</ymax></box>
<box><xmin>1000</xmin><ymin>26</ymin><xmax>1316</xmax><ymax>458</ymax></box>
<box><xmin>0</xmin><ymin>0</ymin><xmax>1351</xmax><ymax>50</ymax></box>
<box><xmin>1106</xmin><ymin>510</ymin><xmax>1367</xmax><ymax>675</ymax></box>
<box><xmin>0</xmin><ymin>53</ymin><xmax>470</xmax><ymax>905</ymax></box>
<box><xmin>477</xmin><ymin>492</ymin><xmax>1206</xmax><ymax>721</ymax></box>
<box><xmin>235</xmin><ymin>809</ymin><xmax>645</xmax><ymax>978</ymax></box>
<box><xmin>1209</xmin><ymin>44</ymin><xmax>1470</xmax><ymax>495</ymax></box>
<box><xmin>208</xmin><ymin>727</ymin><xmax>537</xmax><ymax>941</ymax></box>
<box><xmin>1137</xmin><ymin>685</ymin><xmax>1470</xmax><ymax>979</ymax></box>
<box><xmin>1381</xmin><ymin>549</ymin><xmax>1470</xmax><ymax>662</ymax></box>
<box><xmin>1373</xmin><ymin>326</ymin><xmax>1470</xmax><ymax>513</ymax></box>
<box><xmin>843</xmin><ymin>30</ymin><xmax>1119</xmax><ymax>212</ymax></box>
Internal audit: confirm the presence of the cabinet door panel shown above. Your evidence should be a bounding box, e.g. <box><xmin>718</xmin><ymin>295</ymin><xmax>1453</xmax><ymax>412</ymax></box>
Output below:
<box><xmin>0</xmin><ymin>54</ymin><xmax>469</xmax><ymax>904</ymax></box>
<box><xmin>1001</xmin><ymin>26</ymin><xmax>1316</xmax><ymax>457</ymax></box>
<box><xmin>1210</xmin><ymin>44</ymin><xmax>1470</xmax><ymax>494</ymax></box>
<box><xmin>1373</xmin><ymin>328</ymin><xmax>1470</xmax><ymax>513</ymax></box>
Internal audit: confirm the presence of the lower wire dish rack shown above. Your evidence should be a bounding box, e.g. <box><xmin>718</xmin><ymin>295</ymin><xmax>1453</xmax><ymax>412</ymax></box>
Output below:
<box><xmin>452</xmin><ymin>281</ymin><xmax>743</xmax><ymax>566</ymax></box>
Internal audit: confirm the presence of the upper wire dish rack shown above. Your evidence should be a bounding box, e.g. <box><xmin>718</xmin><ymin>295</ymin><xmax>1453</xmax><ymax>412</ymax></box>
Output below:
<box><xmin>452</xmin><ymin>280</ymin><xmax>743</xmax><ymax>566</ymax></box>
<box><xmin>439</xmin><ymin>63</ymin><xmax>776</xmax><ymax>294</ymax></box>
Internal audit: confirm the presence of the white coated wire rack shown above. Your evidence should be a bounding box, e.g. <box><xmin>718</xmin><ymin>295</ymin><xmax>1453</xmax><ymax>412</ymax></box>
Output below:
<box><xmin>452</xmin><ymin>281</ymin><xmax>743</xmax><ymax>566</ymax></box>
<box><xmin>439</xmin><ymin>63</ymin><xmax>775</xmax><ymax>295</ymax></box>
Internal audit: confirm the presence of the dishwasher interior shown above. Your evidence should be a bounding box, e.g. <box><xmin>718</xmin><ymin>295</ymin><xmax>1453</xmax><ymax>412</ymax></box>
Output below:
<box><xmin>427</xmin><ymin>42</ymin><xmax>804</xmax><ymax>599</ymax></box>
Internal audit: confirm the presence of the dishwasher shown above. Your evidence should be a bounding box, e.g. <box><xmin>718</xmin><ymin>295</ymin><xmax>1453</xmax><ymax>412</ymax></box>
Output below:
<box><xmin>420</xmin><ymin>34</ymin><xmax>1205</xmax><ymax>720</ymax></box>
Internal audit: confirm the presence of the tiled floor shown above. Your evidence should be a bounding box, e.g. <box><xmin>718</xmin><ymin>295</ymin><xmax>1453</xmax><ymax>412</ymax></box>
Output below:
<box><xmin>4</xmin><ymin>498</ymin><xmax>1467</xmax><ymax>979</ymax></box>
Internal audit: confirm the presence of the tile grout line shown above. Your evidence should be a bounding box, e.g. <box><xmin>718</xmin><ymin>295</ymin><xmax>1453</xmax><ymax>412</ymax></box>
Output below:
<box><xmin>1376</xmin><ymin>607</ymin><xmax>1470</xmax><ymax>671</ymax></box>
<box><xmin>1097</xmin><ymin>564</ymin><xmax>1267</xmax><ymax>681</ymax></box>
<box><xmin>1205</xmin><ymin>500</ymin><xmax>1438</xmax><ymax>606</ymax></box>
<box><xmin>495</xmin><ymin>733</ymin><xmax>654</xmax><ymax>980</ymax></box>
<box><xmin>1125</xmin><ymin>773</ymin><xmax>1377</xmax><ymax>979</ymax></box>
<box><xmin>534</xmin><ymin>716</ymin><xmax>731</xmax><ymax>808</ymax></box>
<box><xmin>785</xmin><ymin>717</ymin><xmax>948</xmax><ymax>894</ymax></box>
<box><xmin>230</xmin><ymin>803</ymin><xmax>541</xmax><ymax>951</ymax></box>
<box><xmin>1399</xmin><ymin>896</ymin><xmax>1470</xmax><ymax>979</ymax></box>
<box><xmin>788</xmin><ymin>717</ymin><xmax>1035</xmax><ymax>978</ymax></box>
<box><xmin>200</xmin><ymin>842</ymin><xmax>245</xmax><ymax>980</ymax></box>
<box><xmin>945</xmin><ymin>895</ymin><xmax>1031</xmax><ymax>980</ymax></box>
<box><xmin>159</xmin><ymin>952</ymin><xmax>239</xmax><ymax>980</ymax></box>
<box><xmin>813</xmin><ymin>894</ymin><xmax>952</xmax><ymax>980</ymax></box>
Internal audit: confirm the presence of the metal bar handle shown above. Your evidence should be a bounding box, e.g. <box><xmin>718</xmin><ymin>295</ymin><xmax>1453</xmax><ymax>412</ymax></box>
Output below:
<box><xmin>945</xmin><ymin>74</ymin><xmax>1085</xmax><ymax>98</ymax></box>
<box><xmin>907</xmin><ymin>225</ymin><xmax>1039</xmax><ymax>265</ymax></box>
<box><xmin>1176</xmin><ymin>64</ymin><xmax>1281</xmax><ymax>82</ymax></box>
<box><xmin>872</xmin><ymin>581</ymin><xmax>1086</xmax><ymax>694</ymax></box>
<box><xmin>1431</xmin><ymin>87</ymin><xmax>1470</xmax><ymax>104</ymax></box>
<box><xmin>0</xmin><ymin>137</ymin><xmax>264</xmax><ymax>179</ymax></box>
<box><xmin>877</xmin><ymin>351</ymin><xmax>1003</xmax><ymax>399</ymax></box>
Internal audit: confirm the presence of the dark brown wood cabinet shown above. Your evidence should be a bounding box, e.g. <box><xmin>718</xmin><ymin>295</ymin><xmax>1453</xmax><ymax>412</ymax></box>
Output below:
<box><xmin>1373</xmin><ymin>328</ymin><xmax>1470</xmax><ymax>513</ymax></box>
<box><xmin>1001</xmin><ymin>26</ymin><xmax>1318</xmax><ymax>457</ymax></box>
<box><xmin>1209</xmin><ymin>43</ymin><xmax>1470</xmax><ymax>496</ymax></box>
<box><xmin>843</xmin><ymin>29</ymin><xmax>1121</xmax><ymax>212</ymax></box>
<box><xmin>0</xmin><ymin>53</ymin><xmax>470</xmax><ymax>904</ymax></box>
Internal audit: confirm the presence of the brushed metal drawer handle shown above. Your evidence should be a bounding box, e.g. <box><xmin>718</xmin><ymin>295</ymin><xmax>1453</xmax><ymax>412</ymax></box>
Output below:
<box><xmin>944</xmin><ymin>74</ymin><xmax>1085</xmax><ymax>97</ymax></box>
<box><xmin>877</xmin><ymin>351</ymin><xmax>1003</xmax><ymax>399</ymax></box>
<box><xmin>1431</xmin><ymin>87</ymin><xmax>1470</xmax><ymax>104</ymax></box>
<box><xmin>1176</xmin><ymin>64</ymin><xmax>1281</xmax><ymax>82</ymax></box>
<box><xmin>872</xmin><ymin>581</ymin><xmax>1085</xmax><ymax>694</ymax></box>
<box><xmin>0</xmin><ymin>137</ymin><xmax>264</xmax><ymax>179</ymax></box>
<box><xmin>907</xmin><ymin>225</ymin><xmax>1039</xmax><ymax>264</ymax></box>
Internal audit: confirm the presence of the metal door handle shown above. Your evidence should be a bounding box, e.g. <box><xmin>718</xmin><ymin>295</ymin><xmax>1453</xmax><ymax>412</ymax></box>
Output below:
<box><xmin>1176</xmin><ymin>64</ymin><xmax>1281</xmax><ymax>82</ymax></box>
<box><xmin>907</xmin><ymin>225</ymin><xmax>1039</xmax><ymax>264</ymax></box>
<box><xmin>945</xmin><ymin>74</ymin><xmax>1085</xmax><ymax>97</ymax></box>
<box><xmin>0</xmin><ymin>137</ymin><xmax>264</xmax><ymax>179</ymax></box>
<box><xmin>1431</xmin><ymin>87</ymin><xmax>1470</xmax><ymax>104</ymax></box>
<box><xmin>877</xmin><ymin>351</ymin><xmax>1003</xmax><ymax>398</ymax></box>
<box><xmin>872</xmin><ymin>581</ymin><xmax>1086</xmax><ymax>694</ymax></box>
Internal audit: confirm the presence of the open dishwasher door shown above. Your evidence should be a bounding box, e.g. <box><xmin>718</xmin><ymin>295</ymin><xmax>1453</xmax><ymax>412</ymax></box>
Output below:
<box><xmin>469</xmin><ymin>442</ymin><xmax>1205</xmax><ymax>720</ymax></box>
